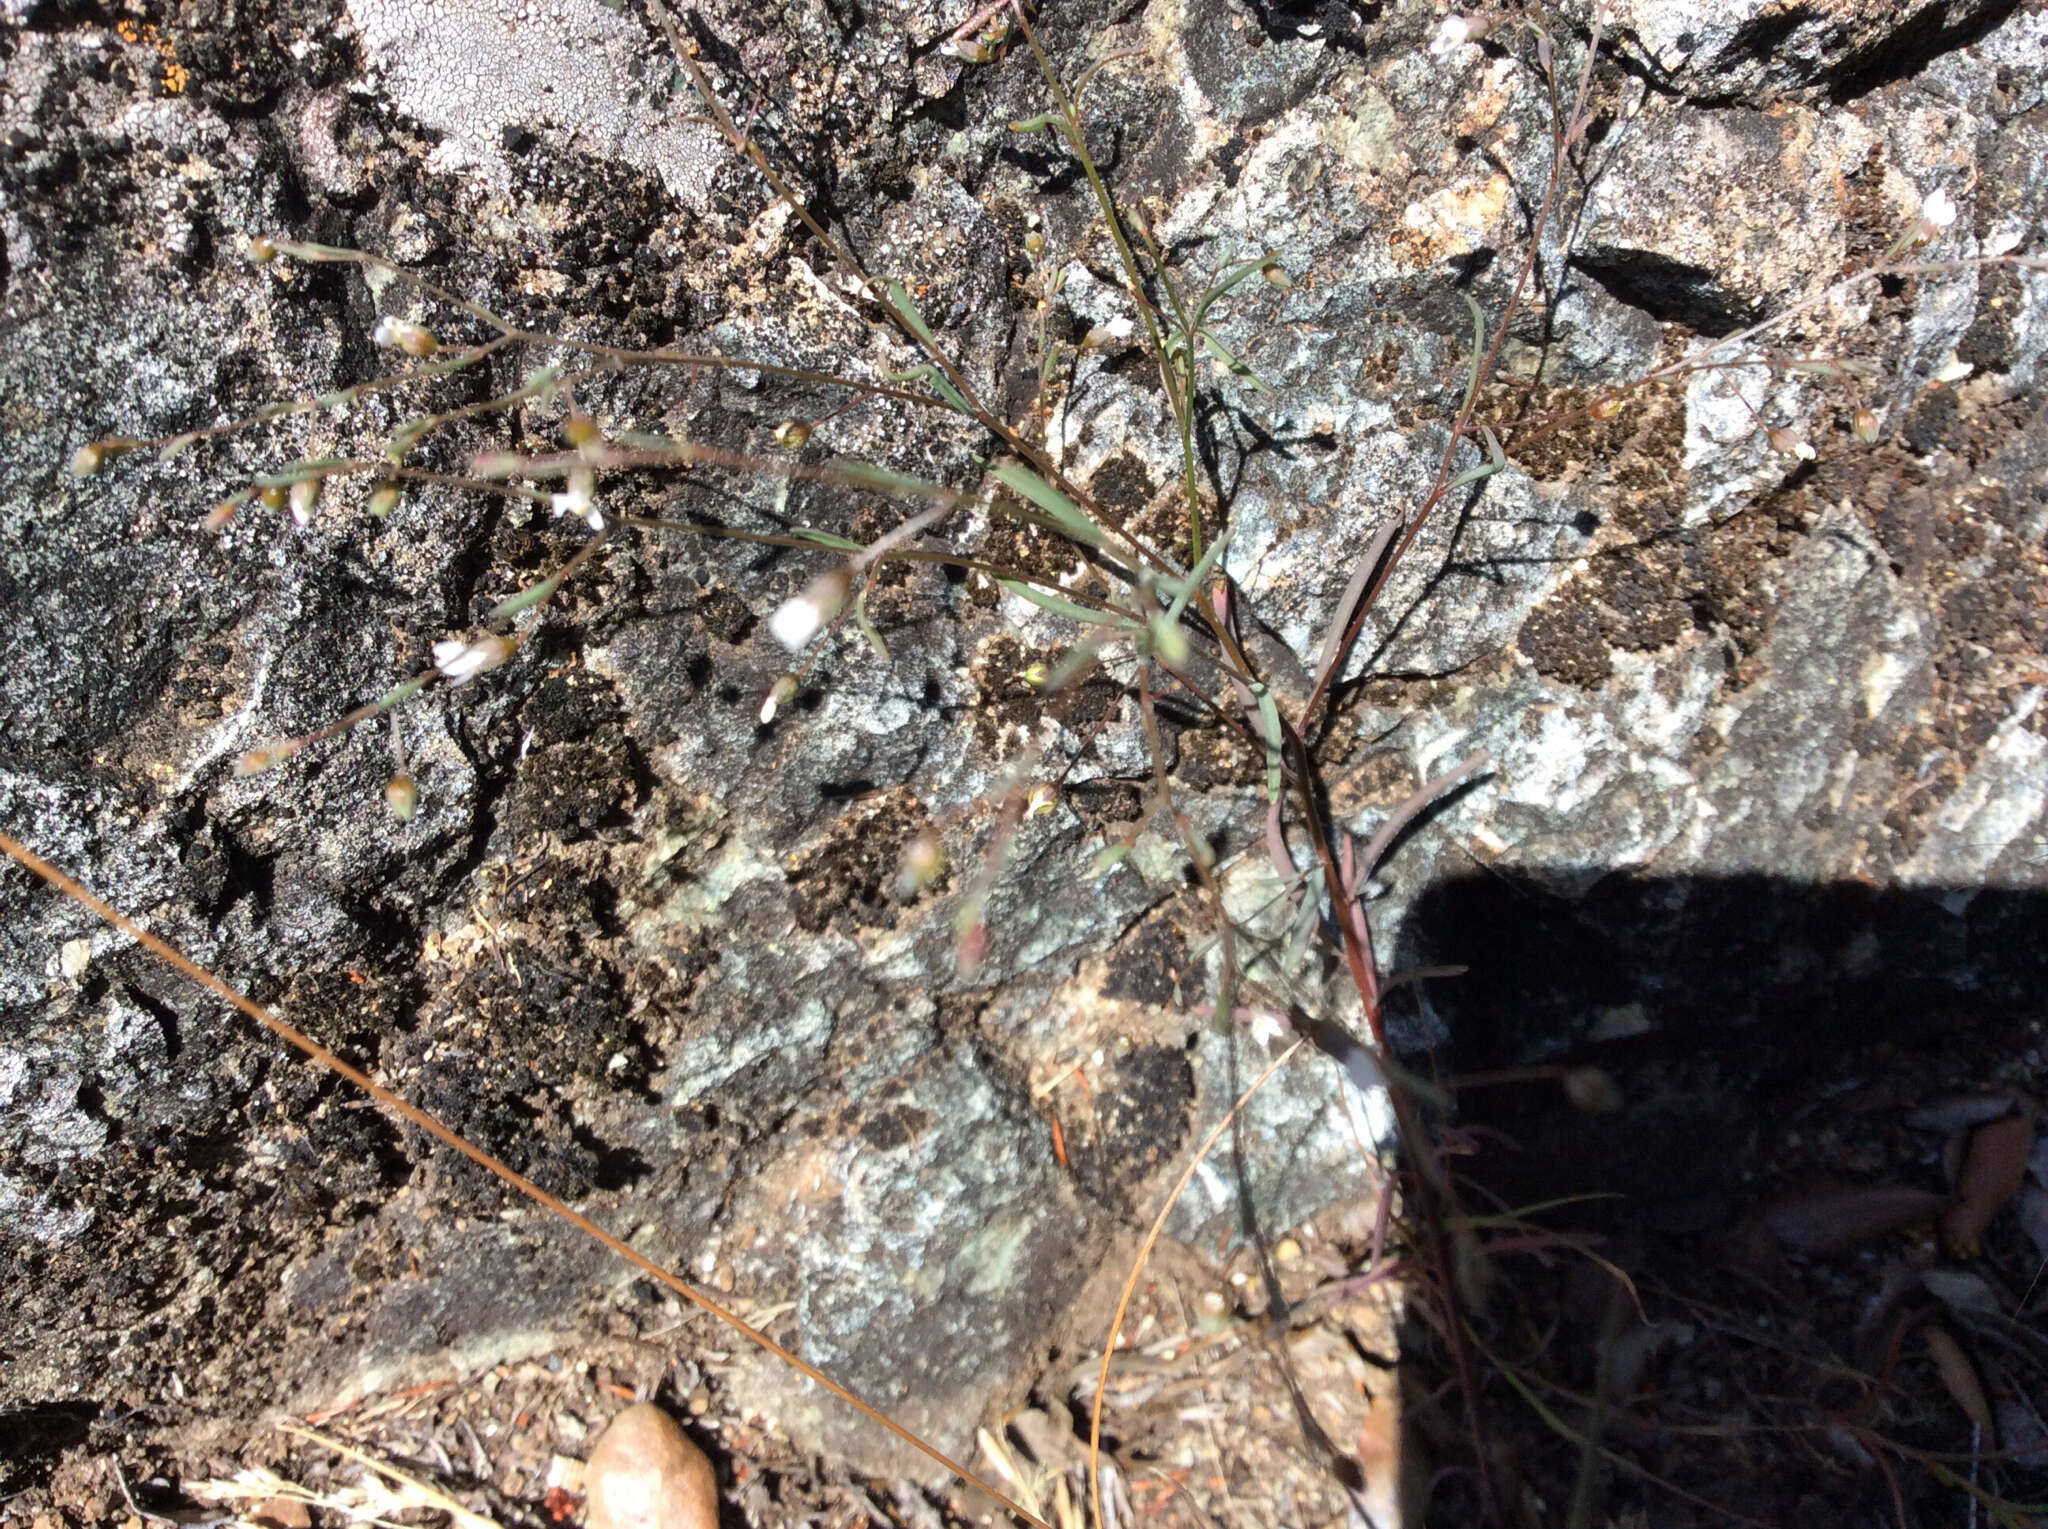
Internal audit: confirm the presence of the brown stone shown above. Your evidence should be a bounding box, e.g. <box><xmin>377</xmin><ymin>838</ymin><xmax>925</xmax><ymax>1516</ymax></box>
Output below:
<box><xmin>583</xmin><ymin>1404</ymin><xmax>719</xmax><ymax>1529</ymax></box>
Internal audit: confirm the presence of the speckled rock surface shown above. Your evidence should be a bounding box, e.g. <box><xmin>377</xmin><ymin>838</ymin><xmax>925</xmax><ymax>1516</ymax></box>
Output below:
<box><xmin>2</xmin><ymin>0</ymin><xmax>2045</xmax><ymax>1506</ymax></box>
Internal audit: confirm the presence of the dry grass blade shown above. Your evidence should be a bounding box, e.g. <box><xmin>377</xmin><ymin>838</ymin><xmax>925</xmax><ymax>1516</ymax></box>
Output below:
<box><xmin>276</xmin><ymin>1423</ymin><xmax>502</xmax><ymax>1529</ymax></box>
<box><xmin>1087</xmin><ymin>1037</ymin><xmax>1305</xmax><ymax>1529</ymax></box>
<box><xmin>0</xmin><ymin>831</ymin><xmax>1049</xmax><ymax>1529</ymax></box>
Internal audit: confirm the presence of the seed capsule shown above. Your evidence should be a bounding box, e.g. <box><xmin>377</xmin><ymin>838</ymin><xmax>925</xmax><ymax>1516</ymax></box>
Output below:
<box><xmin>384</xmin><ymin>773</ymin><xmax>419</xmax><ymax>820</ymax></box>
<box><xmin>773</xmin><ymin>420</ymin><xmax>813</xmax><ymax>450</ymax></box>
<box><xmin>71</xmin><ymin>442</ymin><xmax>107</xmax><ymax>477</ymax></box>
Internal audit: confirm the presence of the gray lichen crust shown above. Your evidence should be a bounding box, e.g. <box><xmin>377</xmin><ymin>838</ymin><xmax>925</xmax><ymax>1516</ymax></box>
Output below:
<box><xmin>346</xmin><ymin>0</ymin><xmax>724</xmax><ymax>204</ymax></box>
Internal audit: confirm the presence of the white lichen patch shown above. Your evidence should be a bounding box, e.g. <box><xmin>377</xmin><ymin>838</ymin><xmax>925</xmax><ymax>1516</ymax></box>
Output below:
<box><xmin>345</xmin><ymin>0</ymin><xmax>723</xmax><ymax>206</ymax></box>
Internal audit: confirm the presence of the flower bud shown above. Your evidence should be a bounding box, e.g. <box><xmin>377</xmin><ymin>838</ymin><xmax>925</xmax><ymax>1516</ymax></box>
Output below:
<box><xmin>372</xmin><ymin>316</ymin><xmax>438</xmax><ymax>357</ymax></box>
<box><xmin>773</xmin><ymin>420</ymin><xmax>813</xmax><ymax>450</ymax></box>
<box><xmin>259</xmin><ymin>484</ymin><xmax>287</xmax><ymax>511</ymax></box>
<box><xmin>246</xmin><ymin>234</ymin><xmax>279</xmax><ymax>264</ymax></box>
<box><xmin>564</xmin><ymin>412</ymin><xmax>601</xmax><ymax>448</ymax></box>
<box><xmin>369</xmin><ymin>483</ymin><xmax>401</xmax><ymax>519</ymax></box>
<box><xmin>289</xmin><ymin>476</ymin><xmax>321</xmax><ymax>527</ymax></box>
<box><xmin>1852</xmin><ymin>406</ymin><xmax>1880</xmax><ymax>444</ymax></box>
<box><xmin>1261</xmin><ymin>261</ymin><xmax>1291</xmax><ymax>289</ymax></box>
<box><xmin>759</xmin><ymin>673</ymin><xmax>799</xmax><ymax>725</ymax></box>
<box><xmin>236</xmin><ymin>741</ymin><xmax>300</xmax><ymax>776</ymax></box>
<box><xmin>71</xmin><ymin>442</ymin><xmax>107</xmax><ymax>477</ymax></box>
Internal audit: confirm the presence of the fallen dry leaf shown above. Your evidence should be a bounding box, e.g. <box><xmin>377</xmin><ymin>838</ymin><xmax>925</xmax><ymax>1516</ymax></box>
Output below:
<box><xmin>1924</xmin><ymin>1324</ymin><xmax>1993</xmax><ymax>1436</ymax></box>
<box><xmin>1761</xmin><ymin>1182</ymin><xmax>1948</xmax><ymax>1257</ymax></box>
<box><xmin>1943</xmin><ymin>1111</ymin><xmax>2036</xmax><ymax>1258</ymax></box>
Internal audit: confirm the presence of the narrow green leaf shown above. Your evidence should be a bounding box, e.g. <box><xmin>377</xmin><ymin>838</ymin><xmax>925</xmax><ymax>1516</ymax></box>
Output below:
<box><xmin>897</xmin><ymin>363</ymin><xmax>975</xmax><ymax>416</ymax></box>
<box><xmin>1157</xmin><ymin>526</ymin><xmax>1232</xmax><ymax>624</ymax></box>
<box><xmin>996</xmin><ymin>578</ymin><xmax>1139</xmax><ymax>629</ymax></box>
<box><xmin>1252</xmin><ymin>681</ymin><xmax>1284</xmax><ymax>801</ymax></box>
<box><xmin>1459</xmin><ymin>291</ymin><xmax>1487</xmax><ymax>415</ymax></box>
<box><xmin>991</xmin><ymin>461</ymin><xmax>1106</xmax><ymax>548</ymax></box>
<box><xmin>889</xmin><ymin>362</ymin><xmax>973</xmax><ymax>416</ymax></box>
<box><xmin>834</xmin><ymin>460</ymin><xmax>951</xmax><ymax>500</ymax></box>
<box><xmin>1191</xmin><ymin>250</ymin><xmax>1280</xmax><ymax>333</ymax></box>
<box><xmin>1008</xmin><ymin>113</ymin><xmax>1062</xmax><ymax>134</ymax></box>
<box><xmin>792</xmin><ymin>527</ymin><xmax>866</xmax><ymax>552</ymax></box>
<box><xmin>488</xmin><ymin>575</ymin><xmax>562</xmax><ymax>623</ymax></box>
<box><xmin>887</xmin><ymin>280</ymin><xmax>941</xmax><ymax>349</ymax></box>
<box><xmin>853</xmin><ymin>587</ymin><xmax>891</xmax><ymax>662</ymax></box>
<box><xmin>1198</xmin><ymin>331</ymin><xmax>1275</xmax><ymax>394</ymax></box>
<box><xmin>1448</xmin><ymin>424</ymin><xmax>1507</xmax><ymax>491</ymax></box>
<box><xmin>373</xmin><ymin>674</ymin><xmax>434</xmax><ymax>711</ymax></box>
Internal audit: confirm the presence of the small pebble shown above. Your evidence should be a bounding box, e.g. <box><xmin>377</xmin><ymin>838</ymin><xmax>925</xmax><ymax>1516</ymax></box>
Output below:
<box><xmin>583</xmin><ymin>1403</ymin><xmax>719</xmax><ymax>1529</ymax></box>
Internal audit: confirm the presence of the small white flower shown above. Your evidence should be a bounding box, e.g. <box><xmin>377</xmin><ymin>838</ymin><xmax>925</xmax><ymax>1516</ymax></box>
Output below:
<box><xmin>432</xmin><ymin>633</ymin><xmax>516</xmax><ymax>686</ymax></box>
<box><xmin>1919</xmin><ymin>186</ymin><xmax>1958</xmax><ymax>231</ymax></box>
<box><xmin>372</xmin><ymin>315</ymin><xmax>402</xmax><ymax>348</ymax></box>
<box><xmin>1246</xmin><ymin>1008</ymin><xmax>1291</xmax><ymax>1048</ymax></box>
<box><xmin>1428</xmin><ymin>14</ymin><xmax>1473</xmax><ymax>56</ymax></box>
<box><xmin>1765</xmin><ymin>426</ymin><xmax>1816</xmax><ymax>461</ymax></box>
<box><xmin>1983</xmin><ymin>228</ymin><xmax>2022</xmax><ymax>257</ymax></box>
<box><xmin>759</xmin><ymin>674</ymin><xmax>797</xmax><ymax>725</ymax></box>
<box><xmin>549</xmin><ymin>483</ymin><xmax>604</xmax><ymax>531</ymax></box>
<box><xmin>1932</xmin><ymin>356</ymin><xmax>1975</xmax><ymax>384</ymax></box>
<box><xmin>770</xmin><ymin>594</ymin><xmax>825</xmax><ymax>652</ymax></box>
<box><xmin>769</xmin><ymin>570</ymin><xmax>850</xmax><ymax>652</ymax></box>
<box><xmin>1024</xmin><ymin>783</ymin><xmax>1058</xmax><ymax>819</ymax></box>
